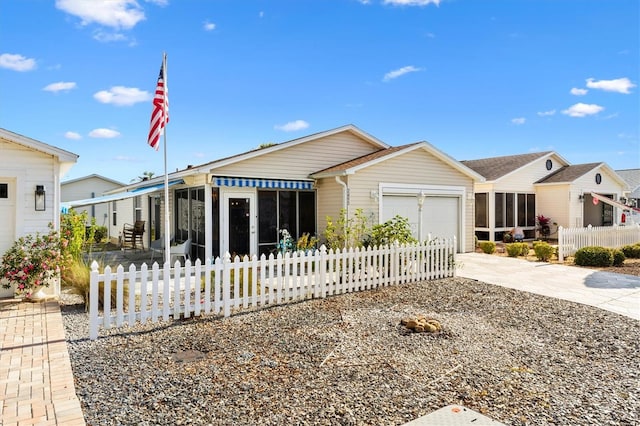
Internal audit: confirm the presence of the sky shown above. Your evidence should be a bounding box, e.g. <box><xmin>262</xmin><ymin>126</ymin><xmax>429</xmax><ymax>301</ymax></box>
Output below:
<box><xmin>1</xmin><ymin>0</ymin><xmax>638</xmax><ymax>184</ymax></box>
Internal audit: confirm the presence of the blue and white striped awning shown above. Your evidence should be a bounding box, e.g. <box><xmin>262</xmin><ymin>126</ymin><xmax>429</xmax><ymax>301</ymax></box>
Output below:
<box><xmin>214</xmin><ymin>177</ymin><xmax>313</xmax><ymax>190</ymax></box>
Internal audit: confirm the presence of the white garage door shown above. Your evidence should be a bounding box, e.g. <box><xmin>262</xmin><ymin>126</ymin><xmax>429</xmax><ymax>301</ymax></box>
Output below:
<box><xmin>0</xmin><ymin>179</ymin><xmax>16</xmax><ymax>298</ymax></box>
<box><xmin>382</xmin><ymin>194</ymin><xmax>459</xmax><ymax>249</ymax></box>
<box><xmin>422</xmin><ymin>196</ymin><xmax>459</xmax><ymax>242</ymax></box>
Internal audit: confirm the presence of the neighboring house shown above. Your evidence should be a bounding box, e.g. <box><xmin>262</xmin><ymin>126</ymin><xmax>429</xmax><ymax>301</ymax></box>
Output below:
<box><xmin>64</xmin><ymin>125</ymin><xmax>483</xmax><ymax>261</ymax></box>
<box><xmin>0</xmin><ymin>128</ymin><xmax>78</xmax><ymax>298</ymax></box>
<box><xmin>616</xmin><ymin>169</ymin><xmax>640</xmax><ymax>208</ymax></box>
<box><xmin>462</xmin><ymin>152</ymin><xmax>630</xmax><ymax>241</ymax></box>
<box><xmin>61</xmin><ymin>174</ymin><xmax>127</xmax><ymax>242</ymax></box>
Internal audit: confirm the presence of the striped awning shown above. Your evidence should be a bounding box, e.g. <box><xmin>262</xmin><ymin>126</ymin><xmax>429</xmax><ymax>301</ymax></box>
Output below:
<box><xmin>213</xmin><ymin>177</ymin><xmax>313</xmax><ymax>190</ymax></box>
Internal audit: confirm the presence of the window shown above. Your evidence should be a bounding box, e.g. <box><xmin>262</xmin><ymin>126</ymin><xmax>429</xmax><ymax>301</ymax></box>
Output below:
<box><xmin>517</xmin><ymin>193</ymin><xmax>536</xmax><ymax>227</ymax></box>
<box><xmin>112</xmin><ymin>201</ymin><xmax>117</xmax><ymax>226</ymax></box>
<box><xmin>258</xmin><ymin>190</ymin><xmax>316</xmax><ymax>256</ymax></box>
<box><xmin>174</xmin><ymin>187</ymin><xmax>211</xmax><ymax>261</ymax></box>
<box><xmin>505</xmin><ymin>193</ymin><xmax>515</xmax><ymax>227</ymax></box>
<box><xmin>546</xmin><ymin>159</ymin><xmax>553</xmax><ymax>170</ymax></box>
<box><xmin>134</xmin><ymin>196</ymin><xmax>142</xmax><ymax>221</ymax></box>
<box><xmin>475</xmin><ymin>193</ymin><xmax>488</xmax><ymax>227</ymax></box>
<box><xmin>495</xmin><ymin>193</ymin><xmax>504</xmax><ymax>227</ymax></box>
<box><xmin>0</xmin><ymin>183</ymin><xmax>7</xmax><ymax>198</ymax></box>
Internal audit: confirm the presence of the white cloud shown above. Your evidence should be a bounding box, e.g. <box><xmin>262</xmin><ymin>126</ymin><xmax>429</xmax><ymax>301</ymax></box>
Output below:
<box><xmin>259</xmin><ymin>11</ymin><xmax>265</xmax><ymax>18</ymax></box>
<box><xmin>537</xmin><ymin>110</ymin><xmax>556</xmax><ymax>117</ymax></box>
<box><xmin>274</xmin><ymin>120</ymin><xmax>309</xmax><ymax>132</ymax></box>
<box><xmin>93</xmin><ymin>30</ymin><xmax>128</xmax><ymax>43</ymax></box>
<box><xmin>511</xmin><ymin>117</ymin><xmax>526</xmax><ymax>125</ymax></box>
<box><xmin>204</xmin><ymin>21</ymin><xmax>216</xmax><ymax>31</ymax></box>
<box><xmin>89</xmin><ymin>128</ymin><xmax>121</xmax><ymax>138</ymax></box>
<box><xmin>383</xmin><ymin>65</ymin><xmax>422</xmax><ymax>82</ymax></box>
<box><xmin>64</xmin><ymin>131</ymin><xmax>82</xmax><ymax>140</ymax></box>
<box><xmin>55</xmin><ymin>0</ymin><xmax>145</xmax><ymax>30</ymax></box>
<box><xmin>562</xmin><ymin>103</ymin><xmax>604</xmax><ymax>118</ymax></box>
<box><xmin>586</xmin><ymin>77</ymin><xmax>636</xmax><ymax>94</ymax></box>
<box><xmin>0</xmin><ymin>53</ymin><xmax>36</xmax><ymax>71</ymax></box>
<box><xmin>43</xmin><ymin>81</ymin><xmax>77</xmax><ymax>92</ymax></box>
<box><xmin>570</xmin><ymin>87</ymin><xmax>587</xmax><ymax>96</ymax></box>
<box><xmin>383</xmin><ymin>0</ymin><xmax>440</xmax><ymax>5</ymax></box>
<box><xmin>93</xmin><ymin>86</ymin><xmax>151</xmax><ymax>106</ymax></box>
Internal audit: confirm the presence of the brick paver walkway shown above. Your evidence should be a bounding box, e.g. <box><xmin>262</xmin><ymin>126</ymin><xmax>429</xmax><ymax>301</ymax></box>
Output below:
<box><xmin>0</xmin><ymin>299</ymin><xmax>85</xmax><ymax>425</ymax></box>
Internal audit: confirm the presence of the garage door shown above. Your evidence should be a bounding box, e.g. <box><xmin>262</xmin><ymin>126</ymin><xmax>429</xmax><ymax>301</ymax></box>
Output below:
<box><xmin>421</xmin><ymin>196</ymin><xmax>459</xmax><ymax>242</ymax></box>
<box><xmin>382</xmin><ymin>194</ymin><xmax>459</xmax><ymax>249</ymax></box>
<box><xmin>0</xmin><ymin>179</ymin><xmax>16</xmax><ymax>298</ymax></box>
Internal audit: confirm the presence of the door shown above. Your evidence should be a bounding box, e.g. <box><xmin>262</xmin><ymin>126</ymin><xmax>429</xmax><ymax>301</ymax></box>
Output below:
<box><xmin>0</xmin><ymin>179</ymin><xmax>16</xmax><ymax>298</ymax></box>
<box><xmin>223</xmin><ymin>192</ymin><xmax>256</xmax><ymax>257</ymax></box>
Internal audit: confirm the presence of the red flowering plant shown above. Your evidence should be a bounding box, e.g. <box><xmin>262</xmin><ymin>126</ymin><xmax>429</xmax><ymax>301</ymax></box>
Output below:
<box><xmin>536</xmin><ymin>214</ymin><xmax>552</xmax><ymax>239</ymax></box>
<box><xmin>0</xmin><ymin>226</ymin><xmax>67</xmax><ymax>298</ymax></box>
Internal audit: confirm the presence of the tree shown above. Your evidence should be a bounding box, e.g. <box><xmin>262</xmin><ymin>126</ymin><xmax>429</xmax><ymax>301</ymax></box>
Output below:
<box><xmin>132</xmin><ymin>171</ymin><xmax>155</xmax><ymax>182</ymax></box>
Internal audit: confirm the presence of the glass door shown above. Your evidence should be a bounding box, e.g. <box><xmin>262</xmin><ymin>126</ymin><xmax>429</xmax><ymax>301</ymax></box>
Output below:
<box><xmin>223</xmin><ymin>192</ymin><xmax>256</xmax><ymax>257</ymax></box>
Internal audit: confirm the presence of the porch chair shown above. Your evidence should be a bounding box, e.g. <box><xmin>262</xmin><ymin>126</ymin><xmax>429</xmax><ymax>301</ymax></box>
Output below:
<box><xmin>150</xmin><ymin>236</ymin><xmax>175</xmax><ymax>262</ymax></box>
<box><xmin>121</xmin><ymin>220</ymin><xmax>145</xmax><ymax>250</ymax></box>
<box><xmin>169</xmin><ymin>239</ymin><xmax>191</xmax><ymax>265</ymax></box>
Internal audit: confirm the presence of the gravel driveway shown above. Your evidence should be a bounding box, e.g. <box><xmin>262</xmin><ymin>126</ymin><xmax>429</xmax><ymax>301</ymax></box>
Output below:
<box><xmin>62</xmin><ymin>277</ymin><xmax>639</xmax><ymax>425</ymax></box>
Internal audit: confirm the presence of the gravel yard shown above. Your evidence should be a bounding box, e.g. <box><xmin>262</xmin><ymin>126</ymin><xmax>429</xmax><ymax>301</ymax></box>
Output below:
<box><xmin>62</xmin><ymin>277</ymin><xmax>639</xmax><ymax>426</ymax></box>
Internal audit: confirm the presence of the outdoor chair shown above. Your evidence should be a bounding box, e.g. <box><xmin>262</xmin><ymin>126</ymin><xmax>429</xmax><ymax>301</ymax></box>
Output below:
<box><xmin>150</xmin><ymin>236</ymin><xmax>174</xmax><ymax>262</ymax></box>
<box><xmin>122</xmin><ymin>220</ymin><xmax>145</xmax><ymax>250</ymax></box>
<box><xmin>169</xmin><ymin>239</ymin><xmax>191</xmax><ymax>265</ymax></box>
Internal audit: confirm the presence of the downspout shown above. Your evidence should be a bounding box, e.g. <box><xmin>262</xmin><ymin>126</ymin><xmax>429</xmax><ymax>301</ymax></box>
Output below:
<box><xmin>335</xmin><ymin>176</ymin><xmax>349</xmax><ymax>232</ymax></box>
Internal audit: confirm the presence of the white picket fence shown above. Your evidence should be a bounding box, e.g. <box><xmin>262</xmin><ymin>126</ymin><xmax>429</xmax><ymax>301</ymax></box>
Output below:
<box><xmin>557</xmin><ymin>224</ymin><xmax>640</xmax><ymax>261</ymax></box>
<box><xmin>89</xmin><ymin>240</ymin><xmax>456</xmax><ymax>340</ymax></box>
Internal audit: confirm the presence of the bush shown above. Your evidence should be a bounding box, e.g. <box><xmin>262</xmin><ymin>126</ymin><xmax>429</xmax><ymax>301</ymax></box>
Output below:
<box><xmin>621</xmin><ymin>243</ymin><xmax>640</xmax><ymax>259</ymax></box>
<box><xmin>93</xmin><ymin>226</ymin><xmax>108</xmax><ymax>243</ymax></box>
<box><xmin>505</xmin><ymin>242</ymin><xmax>529</xmax><ymax>257</ymax></box>
<box><xmin>533</xmin><ymin>241</ymin><xmax>555</xmax><ymax>261</ymax></box>
<box><xmin>612</xmin><ymin>249</ymin><xmax>626</xmax><ymax>267</ymax></box>
<box><xmin>478</xmin><ymin>241</ymin><xmax>496</xmax><ymax>254</ymax></box>
<box><xmin>369</xmin><ymin>215</ymin><xmax>417</xmax><ymax>247</ymax></box>
<box><xmin>574</xmin><ymin>246</ymin><xmax>613</xmax><ymax>267</ymax></box>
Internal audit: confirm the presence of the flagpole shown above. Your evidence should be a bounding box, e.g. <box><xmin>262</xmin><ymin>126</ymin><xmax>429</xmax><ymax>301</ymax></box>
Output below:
<box><xmin>162</xmin><ymin>52</ymin><xmax>171</xmax><ymax>266</ymax></box>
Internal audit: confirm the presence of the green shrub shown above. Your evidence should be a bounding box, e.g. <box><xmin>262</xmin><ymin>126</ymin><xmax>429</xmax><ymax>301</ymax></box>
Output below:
<box><xmin>621</xmin><ymin>243</ymin><xmax>640</xmax><ymax>259</ymax></box>
<box><xmin>574</xmin><ymin>246</ymin><xmax>613</xmax><ymax>267</ymax></box>
<box><xmin>611</xmin><ymin>249</ymin><xmax>626</xmax><ymax>267</ymax></box>
<box><xmin>93</xmin><ymin>226</ymin><xmax>108</xmax><ymax>243</ymax></box>
<box><xmin>505</xmin><ymin>242</ymin><xmax>529</xmax><ymax>257</ymax></box>
<box><xmin>478</xmin><ymin>241</ymin><xmax>496</xmax><ymax>254</ymax></box>
<box><xmin>369</xmin><ymin>215</ymin><xmax>417</xmax><ymax>247</ymax></box>
<box><xmin>533</xmin><ymin>241</ymin><xmax>555</xmax><ymax>261</ymax></box>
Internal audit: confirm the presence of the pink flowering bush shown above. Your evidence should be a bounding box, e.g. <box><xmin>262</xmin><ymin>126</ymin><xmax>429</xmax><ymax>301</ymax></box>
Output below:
<box><xmin>0</xmin><ymin>227</ymin><xmax>65</xmax><ymax>298</ymax></box>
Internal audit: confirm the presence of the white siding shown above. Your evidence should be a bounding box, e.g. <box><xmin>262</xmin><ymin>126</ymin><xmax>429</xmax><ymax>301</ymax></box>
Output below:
<box><xmin>62</xmin><ymin>176</ymin><xmax>125</xmax><ymax>232</ymax></box>
<box><xmin>536</xmin><ymin>185</ymin><xmax>569</xmax><ymax>229</ymax></box>
<box><xmin>347</xmin><ymin>149</ymin><xmax>475</xmax><ymax>252</ymax></box>
<box><xmin>493</xmin><ymin>154</ymin><xmax>566</xmax><ymax>192</ymax></box>
<box><xmin>213</xmin><ymin>133</ymin><xmax>380</xmax><ymax>179</ymax></box>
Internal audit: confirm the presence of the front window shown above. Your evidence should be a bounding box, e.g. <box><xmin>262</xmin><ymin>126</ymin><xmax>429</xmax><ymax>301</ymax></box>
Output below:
<box><xmin>475</xmin><ymin>193</ymin><xmax>488</xmax><ymax>227</ymax></box>
<box><xmin>258</xmin><ymin>190</ymin><xmax>316</xmax><ymax>256</ymax></box>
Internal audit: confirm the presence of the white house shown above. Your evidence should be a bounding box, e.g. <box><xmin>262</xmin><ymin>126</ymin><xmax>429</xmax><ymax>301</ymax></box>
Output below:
<box><xmin>65</xmin><ymin>125</ymin><xmax>483</xmax><ymax>261</ymax></box>
<box><xmin>462</xmin><ymin>152</ymin><xmax>630</xmax><ymax>241</ymax></box>
<box><xmin>0</xmin><ymin>128</ymin><xmax>78</xmax><ymax>298</ymax></box>
<box><xmin>61</xmin><ymin>174</ymin><xmax>128</xmax><ymax>242</ymax></box>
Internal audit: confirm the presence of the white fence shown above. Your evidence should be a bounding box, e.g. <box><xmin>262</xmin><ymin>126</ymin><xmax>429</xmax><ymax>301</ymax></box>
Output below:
<box><xmin>557</xmin><ymin>224</ymin><xmax>640</xmax><ymax>261</ymax></box>
<box><xmin>89</xmin><ymin>240</ymin><xmax>457</xmax><ymax>340</ymax></box>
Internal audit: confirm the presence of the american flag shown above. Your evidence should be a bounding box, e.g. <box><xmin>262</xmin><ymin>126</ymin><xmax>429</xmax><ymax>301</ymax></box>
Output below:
<box><xmin>147</xmin><ymin>59</ymin><xmax>169</xmax><ymax>150</ymax></box>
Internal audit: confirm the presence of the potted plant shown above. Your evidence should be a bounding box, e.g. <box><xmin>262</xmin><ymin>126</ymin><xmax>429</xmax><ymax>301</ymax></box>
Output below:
<box><xmin>0</xmin><ymin>228</ymin><xmax>65</xmax><ymax>300</ymax></box>
<box><xmin>536</xmin><ymin>215</ymin><xmax>552</xmax><ymax>240</ymax></box>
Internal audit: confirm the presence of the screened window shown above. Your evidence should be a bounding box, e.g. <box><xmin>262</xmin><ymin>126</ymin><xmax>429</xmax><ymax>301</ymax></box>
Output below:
<box><xmin>495</xmin><ymin>193</ymin><xmax>505</xmax><ymax>227</ymax></box>
<box><xmin>475</xmin><ymin>193</ymin><xmax>488</xmax><ymax>227</ymax></box>
<box><xmin>0</xmin><ymin>183</ymin><xmax>7</xmax><ymax>198</ymax></box>
<box><xmin>517</xmin><ymin>193</ymin><xmax>536</xmax><ymax>227</ymax></box>
<box><xmin>174</xmin><ymin>187</ymin><xmax>212</xmax><ymax>261</ymax></box>
<box><xmin>112</xmin><ymin>201</ymin><xmax>117</xmax><ymax>226</ymax></box>
<box><xmin>258</xmin><ymin>190</ymin><xmax>316</xmax><ymax>256</ymax></box>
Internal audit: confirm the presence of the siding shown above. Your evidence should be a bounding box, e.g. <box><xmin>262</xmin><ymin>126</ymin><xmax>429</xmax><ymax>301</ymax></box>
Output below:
<box><xmin>347</xmin><ymin>149</ymin><xmax>475</xmax><ymax>252</ymax></box>
<box><xmin>536</xmin><ymin>185</ymin><xmax>569</xmax><ymax>229</ymax></box>
<box><xmin>493</xmin><ymin>154</ymin><xmax>566</xmax><ymax>192</ymax></box>
<box><xmin>212</xmin><ymin>133</ymin><xmax>380</xmax><ymax>179</ymax></box>
<box><xmin>62</xmin><ymin>176</ymin><xmax>124</xmax><ymax>231</ymax></box>
<box><xmin>315</xmin><ymin>177</ymin><xmax>345</xmax><ymax>238</ymax></box>
<box><xmin>0</xmin><ymin>140</ymin><xmax>57</xmax><ymax>235</ymax></box>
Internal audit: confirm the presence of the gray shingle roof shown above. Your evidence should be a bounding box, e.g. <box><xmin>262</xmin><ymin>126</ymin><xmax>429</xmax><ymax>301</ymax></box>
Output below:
<box><xmin>616</xmin><ymin>169</ymin><xmax>640</xmax><ymax>198</ymax></box>
<box><xmin>535</xmin><ymin>163</ymin><xmax>602</xmax><ymax>184</ymax></box>
<box><xmin>461</xmin><ymin>151</ymin><xmax>552</xmax><ymax>181</ymax></box>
